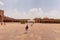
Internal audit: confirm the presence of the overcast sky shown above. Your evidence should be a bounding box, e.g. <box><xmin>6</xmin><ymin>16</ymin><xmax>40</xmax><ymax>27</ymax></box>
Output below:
<box><xmin>0</xmin><ymin>0</ymin><xmax>60</xmax><ymax>19</ymax></box>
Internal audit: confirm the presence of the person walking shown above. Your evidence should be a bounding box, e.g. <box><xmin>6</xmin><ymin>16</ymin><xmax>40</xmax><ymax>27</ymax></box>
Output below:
<box><xmin>25</xmin><ymin>25</ymin><xmax>28</xmax><ymax>31</ymax></box>
<box><xmin>31</xmin><ymin>22</ymin><xmax>34</xmax><ymax>26</ymax></box>
<box><xmin>25</xmin><ymin>25</ymin><xmax>29</xmax><ymax>34</ymax></box>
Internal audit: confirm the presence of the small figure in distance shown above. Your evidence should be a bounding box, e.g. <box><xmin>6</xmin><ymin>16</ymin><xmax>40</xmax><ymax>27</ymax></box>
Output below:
<box><xmin>1</xmin><ymin>22</ymin><xmax>3</xmax><ymax>25</ymax></box>
<box><xmin>25</xmin><ymin>24</ymin><xmax>29</xmax><ymax>34</ymax></box>
<box><xmin>31</xmin><ymin>22</ymin><xmax>34</xmax><ymax>26</ymax></box>
<box><xmin>2</xmin><ymin>22</ymin><xmax>6</xmax><ymax>25</ymax></box>
<box><xmin>26</xmin><ymin>25</ymin><xmax>28</xmax><ymax>31</ymax></box>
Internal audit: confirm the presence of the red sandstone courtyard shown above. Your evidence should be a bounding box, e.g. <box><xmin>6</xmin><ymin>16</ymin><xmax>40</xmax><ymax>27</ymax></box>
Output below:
<box><xmin>0</xmin><ymin>23</ymin><xmax>60</xmax><ymax>40</ymax></box>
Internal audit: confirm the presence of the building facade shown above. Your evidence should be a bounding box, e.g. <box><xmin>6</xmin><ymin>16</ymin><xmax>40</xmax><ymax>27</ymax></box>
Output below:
<box><xmin>34</xmin><ymin>17</ymin><xmax>55</xmax><ymax>23</ymax></box>
<box><xmin>0</xmin><ymin>10</ymin><xmax>4</xmax><ymax>25</ymax></box>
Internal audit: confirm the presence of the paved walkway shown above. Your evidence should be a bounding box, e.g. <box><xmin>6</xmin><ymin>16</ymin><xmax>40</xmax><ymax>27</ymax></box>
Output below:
<box><xmin>0</xmin><ymin>23</ymin><xmax>60</xmax><ymax>40</ymax></box>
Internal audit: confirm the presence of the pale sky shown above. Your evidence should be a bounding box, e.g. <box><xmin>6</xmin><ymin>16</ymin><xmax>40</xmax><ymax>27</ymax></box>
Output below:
<box><xmin>0</xmin><ymin>0</ymin><xmax>60</xmax><ymax>19</ymax></box>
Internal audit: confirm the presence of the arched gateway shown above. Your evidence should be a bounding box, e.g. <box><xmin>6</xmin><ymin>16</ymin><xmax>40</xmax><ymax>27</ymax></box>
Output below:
<box><xmin>0</xmin><ymin>10</ymin><xmax>4</xmax><ymax>25</ymax></box>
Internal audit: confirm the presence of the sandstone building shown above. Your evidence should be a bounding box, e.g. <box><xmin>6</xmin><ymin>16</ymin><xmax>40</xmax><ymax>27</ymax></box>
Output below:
<box><xmin>0</xmin><ymin>10</ymin><xmax>4</xmax><ymax>25</ymax></box>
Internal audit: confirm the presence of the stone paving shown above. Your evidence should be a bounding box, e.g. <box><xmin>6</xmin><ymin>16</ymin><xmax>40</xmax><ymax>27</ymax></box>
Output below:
<box><xmin>0</xmin><ymin>23</ymin><xmax>60</xmax><ymax>40</ymax></box>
